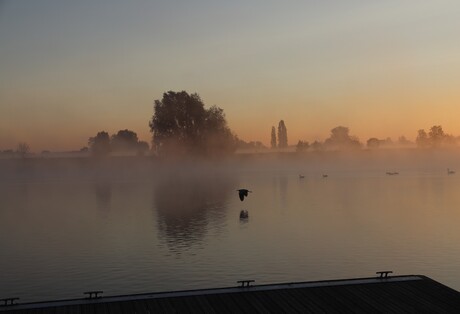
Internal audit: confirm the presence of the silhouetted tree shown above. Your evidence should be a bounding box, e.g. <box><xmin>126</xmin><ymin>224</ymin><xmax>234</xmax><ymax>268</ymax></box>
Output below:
<box><xmin>443</xmin><ymin>134</ymin><xmax>457</xmax><ymax>146</ymax></box>
<box><xmin>416</xmin><ymin>129</ymin><xmax>429</xmax><ymax>148</ymax></box>
<box><xmin>429</xmin><ymin>125</ymin><xmax>445</xmax><ymax>147</ymax></box>
<box><xmin>311</xmin><ymin>140</ymin><xmax>324</xmax><ymax>151</ymax></box>
<box><xmin>367</xmin><ymin>137</ymin><xmax>393</xmax><ymax>149</ymax></box>
<box><xmin>398</xmin><ymin>136</ymin><xmax>411</xmax><ymax>146</ymax></box>
<box><xmin>324</xmin><ymin>126</ymin><xmax>361</xmax><ymax>150</ymax></box>
<box><xmin>416</xmin><ymin>125</ymin><xmax>457</xmax><ymax>148</ymax></box>
<box><xmin>270</xmin><ymin>126</ymin><xmax>276</xmax><ymax>149</ymax></box>
<box><xmin>88</xmin><ymin>131</ymin><xmax>111</xmax><ymax>156</ymax></box>
<box><xmin>137</xmin><ymin>141</ymin><xmax>150</xmax><ymax>156</ymax></box>
<box><xmin>236</xmin><ymin>139</ymin><xmax>266</xmax><ymax>150</ymax></box>
<box><xmin>296</xmin><ymin>140</ymin><xmax>309</xmax><ymax>152</ymax></box>
<box><xmin>1</xmin><ymin>149</ymin><xmax>14</xmax><ymax>157</ymax></box>
<box><xmin>111</xmin><ymin>129</ymin><xmax>139</xmax><ymax>152</ymax></box>
<box><xmin>384</xmin><ymin>137</ymin><xmax>393</xmax><ymax>145</ymax></box>
<box><xmin>367</xmin><ymin>138</ymin><xmax>380</xmax><ymax>148</ymax></box>
<box><xmin>277</xmin><ymin>120</ymin><xmax>288</xmax><ymax>148</ymax></box>
<box><xmin>149</xmin><ymin>91</ymin><xmax>236</xmax><ymax>156</ymax></box>
<box><xmin>16</xmin><ymin>142</ymin><xmax>30</xmax><ymax>158</ymax></box>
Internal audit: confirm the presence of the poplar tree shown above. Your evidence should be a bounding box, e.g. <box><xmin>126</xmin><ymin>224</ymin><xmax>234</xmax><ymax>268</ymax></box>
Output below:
<box><xmin>277</xmin><ymin>120</ymin><xmax>288</xmax><ymax>148</ymax></box>
<box><xmin>270</xmin><ymin>126</ymin><xmax>277</xmax><ymax>148</ymax></box>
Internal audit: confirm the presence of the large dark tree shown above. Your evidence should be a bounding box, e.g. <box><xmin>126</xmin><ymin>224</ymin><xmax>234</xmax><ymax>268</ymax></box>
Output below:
<box><xmin>149</xmin><ymin>91</ymin><xmax>236</xmax><ymax>156</ymax></box>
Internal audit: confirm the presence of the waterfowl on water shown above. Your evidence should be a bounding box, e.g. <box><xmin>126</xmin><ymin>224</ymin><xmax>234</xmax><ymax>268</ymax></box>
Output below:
<box><xmin>239</xmin><ymin>210</ymin><xmax>249</xmax><ymax>219</ymax></box>
<box><xmin>448</xmin><ymin>168</ymin><xmax>455</xmax><ymax>175</ymax></box>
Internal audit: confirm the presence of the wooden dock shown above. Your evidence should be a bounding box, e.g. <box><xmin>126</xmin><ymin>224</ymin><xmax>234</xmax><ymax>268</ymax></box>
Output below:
<box><xmin>2</xmin><ymin>275</ymin><xmax>460</xmax><ymax>313</ymax></box>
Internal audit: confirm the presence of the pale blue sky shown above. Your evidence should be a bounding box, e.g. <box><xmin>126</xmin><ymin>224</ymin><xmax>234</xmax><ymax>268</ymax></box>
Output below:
<box><xmin>1</xmin><ymin>1</ymin><xmax>460</xmax><ymax>151</ymax></box>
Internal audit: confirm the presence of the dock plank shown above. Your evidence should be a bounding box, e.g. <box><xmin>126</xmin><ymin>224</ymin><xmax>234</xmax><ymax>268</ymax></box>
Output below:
<box><xmin>238</xmin><ymin>291</ymin><xmax>271</xmax><ymax>314</ymax></box>
<box><xmin>287</xmin><ymin>288</ymin><xmax>326</xmax><ymax>313</ymax></box>
<box><xmin>192</xmin><ymin>295</ymin><xmax>217</xmax><ymax>314</ymax></box>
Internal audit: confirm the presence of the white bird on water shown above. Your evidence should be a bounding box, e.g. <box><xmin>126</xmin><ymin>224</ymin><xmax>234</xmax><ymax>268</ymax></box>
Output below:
<box><xmin>237</xmin><ymin>189</ymin><xmax>252</xmax><ymax>201</ymax></box>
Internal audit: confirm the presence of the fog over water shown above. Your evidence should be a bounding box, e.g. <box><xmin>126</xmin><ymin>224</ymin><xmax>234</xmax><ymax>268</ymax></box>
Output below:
<box><xmin>1</xmin><ymin>150</ymin><xmax>460</xmax><ymax>302</ymax></box>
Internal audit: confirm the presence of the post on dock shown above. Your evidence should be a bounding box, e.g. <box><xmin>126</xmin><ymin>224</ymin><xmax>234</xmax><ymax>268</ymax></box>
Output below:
<box><xmin>0</xmin><ymin>298</ymin><xmax>19</xmax><ymax>307</ymax></box>
<box><xmin>376</xmin><ymin>271</ymin><xmax>393</xmax><ymax>279</ymax></box>
<box><xmin>84</xmin><ymin>291</ymin><xmax>103</xmax><ymax>299</ymax></box>
<box><xmin>237</xmin><ymin>280</ymin><xmax>255</xmax><ymax>288</ymax></box>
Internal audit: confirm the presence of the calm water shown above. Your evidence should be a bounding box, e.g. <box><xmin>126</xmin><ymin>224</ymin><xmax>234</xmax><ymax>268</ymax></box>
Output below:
<box><xmin>2</xmin><ymin>154</ymin><xmax>460</xmax><ymax>302</ymax></box>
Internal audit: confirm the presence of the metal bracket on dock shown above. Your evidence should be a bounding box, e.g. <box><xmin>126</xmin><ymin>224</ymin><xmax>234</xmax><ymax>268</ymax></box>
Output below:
<box><xmin>376</xmin><ymin>271</ymin><xmax>393</xmax><ymax>279</ymax></box>
<box><xmin>237</xmin><ymin>280</ymin><xmax>255</xmax><ymax>288</ymax></box>
<box><xmin>84</xmin><ymin>291</ymin><xmax>103</xmax><ymax>299</ymax></box>
<box><xmin>0</xmin><ymin>298</ymin><xmax>19</xmax><ymax>306</ymax></box>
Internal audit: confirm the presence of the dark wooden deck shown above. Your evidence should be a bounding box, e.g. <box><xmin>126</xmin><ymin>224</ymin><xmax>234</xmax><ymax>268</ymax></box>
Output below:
<box><xmin>2</xmin><ymin>275</ymin><xmax>460</xmax><ymax>313</ymax></box>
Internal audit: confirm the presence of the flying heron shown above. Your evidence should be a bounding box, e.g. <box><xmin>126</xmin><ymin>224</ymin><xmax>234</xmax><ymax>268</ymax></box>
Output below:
<box><xmin>237</xmin><ymin>189</ymin><xmax>252</xmax><ymax>201</ymax></box>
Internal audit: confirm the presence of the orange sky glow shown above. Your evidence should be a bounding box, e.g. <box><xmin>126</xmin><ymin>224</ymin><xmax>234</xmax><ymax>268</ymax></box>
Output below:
<box><xmin>1</xmin><ymin>1</ymin><xmax>460</xmax><ymax>152</ymax></box>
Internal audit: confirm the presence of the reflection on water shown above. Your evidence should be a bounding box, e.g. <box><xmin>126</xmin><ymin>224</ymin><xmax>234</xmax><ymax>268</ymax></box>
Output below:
<box><xmin>278</xmin><ymin>175</ymin><xmax>288</xmax><ymax>209</ymax></box>
<box><xmin>94</xmin><ymin>182</ymin><xmax>112</xmax><ymax>211</ymax></box>
<box><xmin>153</xmin><ymin>174</ymin><xmax>234</xmax><ymax>253</ymax></box>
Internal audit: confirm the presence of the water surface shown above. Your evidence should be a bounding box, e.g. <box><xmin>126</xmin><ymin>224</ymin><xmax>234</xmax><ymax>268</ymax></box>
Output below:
<box><xmin>1</xmin><ymin>154</ymin><xmax>460</xmax><ymax>302</ymax></box>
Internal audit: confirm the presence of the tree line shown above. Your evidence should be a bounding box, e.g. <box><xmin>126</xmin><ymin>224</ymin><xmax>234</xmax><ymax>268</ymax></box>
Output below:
<box><xmin>88</xmin><ymin>91</ymin><xmax>236</xmax><ymax>158</ymax></box>
<box><xmin>88</xmin><ymin>129</ymin><xmax>149</xmax><ymax>156</ymax></box>
<box><xmin>270</xmin><ymin>120</ymin><xmax>288</xmax><ymax>149</ymax></box>
<box><xmin>294</xmin><ymin>125</ymin><xmax>460</xmax><ymax>153</ymax></box>
<box><xmin>82</xmin><ymin>118</ymin><xmax>460</xmax><ymax>157</ymax></box>
<box><xmin>4</xmin><ymin>90</ymin><xmax>460</xmax><ymax>158</ymax></box>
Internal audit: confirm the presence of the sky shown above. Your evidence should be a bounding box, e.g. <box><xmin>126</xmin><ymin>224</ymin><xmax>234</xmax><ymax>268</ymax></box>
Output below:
<box><xmin>1</xmin><ymin>0</ymin><xmax>460</xmax><ymax>152</ymax></box>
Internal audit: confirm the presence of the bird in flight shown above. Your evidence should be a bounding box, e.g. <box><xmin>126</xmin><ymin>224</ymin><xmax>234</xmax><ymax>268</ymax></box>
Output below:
<box><xmin>237</xmin><ymin>189</ymin><xmax>252</xmax><ymax>201</ymax></box>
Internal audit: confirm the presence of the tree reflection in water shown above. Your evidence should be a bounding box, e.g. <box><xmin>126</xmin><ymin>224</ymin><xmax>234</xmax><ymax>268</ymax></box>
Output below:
<box><xmin>153</xmin><ymin>173</ymin><xmax>234</xmax><ymax>254</ymax></box>
<box><xmin>94</xmin><ymin>181</ymin><xmax>112</xmax><ymax>212</ymax></box>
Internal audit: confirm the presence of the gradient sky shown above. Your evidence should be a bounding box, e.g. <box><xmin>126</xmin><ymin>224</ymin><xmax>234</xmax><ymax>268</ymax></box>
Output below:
<box><xmin>1</xmin><ymin>0</ymin><xmax>460</xmax><ymax>151</ymax></box>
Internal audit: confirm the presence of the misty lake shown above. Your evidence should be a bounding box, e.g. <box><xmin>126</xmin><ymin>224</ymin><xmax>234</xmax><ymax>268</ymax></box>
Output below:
<box><xmin>2</xmin><ymin>151</ymin><xmax>460</xmax><ymax>302</ymax></box>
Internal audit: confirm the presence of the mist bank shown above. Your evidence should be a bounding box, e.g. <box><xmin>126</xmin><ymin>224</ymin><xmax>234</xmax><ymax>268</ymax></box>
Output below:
<box><xmin>2</xmin><ymin>148</ymin><xmax>460</xmax><ymax>183</ymax></box>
